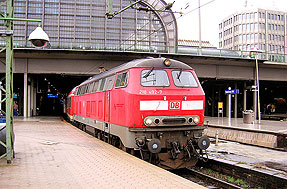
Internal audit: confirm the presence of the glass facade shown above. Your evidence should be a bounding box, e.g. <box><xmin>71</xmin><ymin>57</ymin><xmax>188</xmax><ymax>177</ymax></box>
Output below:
<box><xmin>0</xmin><ymin>0</ymin><xmax>177</xmax><ymax>53</ymax></box>
<box><xmin>219</xmin><ymin>8</ymin><xmax>287</xmax><ymax>62</ymax></box>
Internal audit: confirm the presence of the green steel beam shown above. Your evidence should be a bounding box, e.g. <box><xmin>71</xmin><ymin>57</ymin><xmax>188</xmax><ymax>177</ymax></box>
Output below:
<box><xmin>0</xmin><ymin>17</ymin><xmax>41</xmax><ymax>22</ymax></box>
<box><xmin>0</xmin><ymin>86</ymin><xmax>6</xmax><ymax>93</ymax></box>
<box><xmin>106</xmin><ymin>0</ymin><xmax>142</xmax><ymax>19</ymax></box>
<box><xmin>0</xmin><ymin>140</ymin><xmax>6</xmax><ymax>148</ymax></box>
<box><xmin>0</xmin><ymin>0</ymin><xmax>42</xmax><ymax>164</ymax></box>
<box><xmin>1</xmin><ymin>97</ymin><xmax>7</xmax><ymax>104</ymax></box>
<box><xmin>0</xmin><ymin>47</ymin><xmax>6</xmax><ymax>53</ymax></box>
<box><xmin>5</xmin><ymin>0</ymin><xmax>14</xmax><ymax>164</ymax></box>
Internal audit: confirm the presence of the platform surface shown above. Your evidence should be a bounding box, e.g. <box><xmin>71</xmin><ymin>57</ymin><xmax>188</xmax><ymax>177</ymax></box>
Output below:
<box><xmin>205</xmin><ymin>116</ymin><xmax>287</xmax><ymax>134</ymax></box>
<box><xmin>0</xmin><ymin>117</ymin><xmax>203</xmax><ymax>189</ymax></box>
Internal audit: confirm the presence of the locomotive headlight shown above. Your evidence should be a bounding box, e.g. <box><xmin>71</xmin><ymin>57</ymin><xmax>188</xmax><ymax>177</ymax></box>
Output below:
<box><xmin>163</xmin><ymin>58</ymin><xmax>171</xmax><ymax>67</ymax></box>
<box><xmin>193</xmin><ymin>117</ymin><xmax>200</xmax><ymax>124</ymax></box>
<box><xmin>145</xmin><ymin>118</ymin><xmax>153</xmax><ymax>126</ymax></box>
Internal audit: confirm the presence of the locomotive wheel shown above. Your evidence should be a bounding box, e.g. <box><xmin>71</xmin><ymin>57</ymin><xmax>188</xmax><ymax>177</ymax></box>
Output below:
<box><xmin>119</xmin><ymin>141</ymin><xmax>127</xmax><ymax>152</ymax></box>
<box><xmin>97</xmin><ymin>132</ymin><xmax>101</xmax><ymax>140</ymax></box>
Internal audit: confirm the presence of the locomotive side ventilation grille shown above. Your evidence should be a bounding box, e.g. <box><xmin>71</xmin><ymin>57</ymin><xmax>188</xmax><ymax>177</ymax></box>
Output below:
<box><xmin>162</xmin><ymin>118</ymin><xmax>186</xmax><ymax>124</ymax></box>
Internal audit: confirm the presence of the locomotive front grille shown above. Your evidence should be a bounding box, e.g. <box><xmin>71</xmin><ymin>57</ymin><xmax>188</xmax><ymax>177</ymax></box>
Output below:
<box><xmin>162</xmin><ymin>118</ymin><xmax>186</xmax><ymax>124</ymax></box>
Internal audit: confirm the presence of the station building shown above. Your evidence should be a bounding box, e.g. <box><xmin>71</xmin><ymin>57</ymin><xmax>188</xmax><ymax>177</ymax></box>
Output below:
<box><xmin>0</xmin><ymin>0</ymin><xmax>287</xmax><ymax>118</ymax></box>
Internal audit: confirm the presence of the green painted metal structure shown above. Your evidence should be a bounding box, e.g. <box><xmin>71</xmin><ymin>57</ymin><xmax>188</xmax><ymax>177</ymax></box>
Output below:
<box><xmin>0</xmin><ymin>0</ymin><xmax>41</xmax><ymax>164</ymax></box>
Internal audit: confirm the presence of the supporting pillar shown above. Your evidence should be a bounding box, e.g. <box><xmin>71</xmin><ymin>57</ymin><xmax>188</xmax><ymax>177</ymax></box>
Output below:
<box><xmin>28</xmin><ymin>75</ymin><xmax>31</xmax><ymax>117</ymax></box>
<box><xmin>33</xmin><ymin>81</ymin><xmax>37</xmax><ymax>116</ymax></box>
<box><xmin>243</xmin><ymin>82</ymin><xmax>247</xmax><ymax>111</ymax></box>
<box><xmin>211</xmin><ymin>85</ymin><xmax>215</xmax><ymax>117</ymax></box>
<box><xmin>253</xmin><ymin>80</ymin><xmax>257</xmax><ymax>119</ymax></box>
<box><xmin>30</xmin><ymin>78</ymin><xmax>34</xmax><ymax>117</ymax></box>
<box><xmin>23</xmin><ymin>72</ymin><xmax>27</xmax><ymax>118</ymax></box>
<box><xmin>226</xmin><ymin>87</ymin><xmax>231</xmax><ymax>118</ymax></box>
<box><xmin>234</xmin><ymin>83</ymin><xmax>238</xmax><ymax>118</ymax></box>
<box><xmin>0</xmin><ymin>81</ymin><xmax>2</xmax><ymax>112</ymax></box>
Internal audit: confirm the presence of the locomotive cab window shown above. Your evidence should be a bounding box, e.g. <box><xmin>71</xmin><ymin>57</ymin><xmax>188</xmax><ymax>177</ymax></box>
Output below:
<box><xmin>141</xmin><ymin>69</ymin><xmax>170</xmax><ymax>87</ymax></box>
<box><xmin>172</xmin><ymin>70</ymin><xmax>198</xmax><ymax>87</ymax></box>
<box><xmin>75</xmin><ymin>88</ymin><xmax>80</xmax><ymax>96</ymax></box>
<box><xmin>87</xmin><ymin>82</ymin><xmax>94</xmax><ymax>93</ymax></box>
<box><xmin>115</xmin><ymin>72</ymin><xmax>129</xmax><ymax>88</ymax></box>
<box><xmin>104</xmin><ymin>75</ymin><xmax>116</xmax><ymax>91</ymax></box>
<box><xmin>99</xmin><ymin>78</ymin><xmax>106</xmax><ymax>91</ymax></box>
<box><xmin>92</xmin><ymin>81</ymin><xmax>99</xmax><ymax>93</ymax></box>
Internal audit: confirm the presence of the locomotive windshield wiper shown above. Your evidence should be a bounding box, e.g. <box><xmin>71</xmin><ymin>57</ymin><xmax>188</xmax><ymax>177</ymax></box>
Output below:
<box><xmin>177</xmin><ymin>69</ymin><xmax>183</xmax><ymax>82</ymax></box>
<box><xmin>143</xmin><ymin>67</ymin><xmax>154</xmax><ymax>78</ymax></box>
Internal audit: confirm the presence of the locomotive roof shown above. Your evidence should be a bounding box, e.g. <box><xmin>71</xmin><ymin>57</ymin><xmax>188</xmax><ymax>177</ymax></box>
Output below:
<box><xmin>78</xmin><ymin>57</ymin><xmax>193</xmax><ymax>87</ymax></box>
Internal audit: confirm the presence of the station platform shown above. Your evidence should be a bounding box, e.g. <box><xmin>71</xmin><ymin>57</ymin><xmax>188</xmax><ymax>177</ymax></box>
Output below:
<box><xmin>0</xmin><ymin>117</ymin><xmax>203</xmax><ymax>189</ymax></box>
<box><xmin>204</xmin><ymin>117</ymin><xmax>287</xmax><ymax>150</ymax></box>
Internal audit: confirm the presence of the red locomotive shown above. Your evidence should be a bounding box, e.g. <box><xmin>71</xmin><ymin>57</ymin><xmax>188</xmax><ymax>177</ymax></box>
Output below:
<box><xmin>66</xmin><ymin>57</ymin><xmax>210</xmax><ymax>169</ymax></box>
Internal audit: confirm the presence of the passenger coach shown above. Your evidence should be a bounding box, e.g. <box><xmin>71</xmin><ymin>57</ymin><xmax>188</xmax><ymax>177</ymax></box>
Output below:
<box><xmin>66</xmin><ymin>57</ymin><xmax>210</xmax><ymax>169</ymax></box>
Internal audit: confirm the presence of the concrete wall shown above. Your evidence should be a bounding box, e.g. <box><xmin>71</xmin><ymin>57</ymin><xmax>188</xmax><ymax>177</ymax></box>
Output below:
<box><xmin>1</xmin><ymin>50</ymin><xmax>287</xmax><ymax>81</ymax></box>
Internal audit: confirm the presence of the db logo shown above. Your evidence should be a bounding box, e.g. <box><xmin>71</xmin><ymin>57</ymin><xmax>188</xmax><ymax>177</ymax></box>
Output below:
<box><xmin>169</xmin><ymin>101</ymin><xmax>181</xmax><ymax>110</ymax></box>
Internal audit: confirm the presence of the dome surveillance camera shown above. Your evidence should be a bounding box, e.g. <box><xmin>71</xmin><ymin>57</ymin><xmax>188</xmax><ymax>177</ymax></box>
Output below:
<box><xmin>28</xmin><ymin>26</ymin><xmax>49</xmax><ymax>47</ymax></box>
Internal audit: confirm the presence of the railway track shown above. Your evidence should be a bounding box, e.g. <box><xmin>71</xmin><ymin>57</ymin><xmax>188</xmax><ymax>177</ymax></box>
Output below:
<box><xmin>186</xmin><ymin>167</ymin><xmax>241</xmax><ymax>189</ymax></box>
<box><xmin>174</xmin><ymin>158</ymin><xmax>287</xmax><ymax>189</ymax></box>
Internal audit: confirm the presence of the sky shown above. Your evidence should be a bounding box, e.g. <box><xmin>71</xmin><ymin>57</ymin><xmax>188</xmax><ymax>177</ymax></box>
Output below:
<box><xmin>165</xmin><ymin>0</ymin><xmax>287</xmax><ymax>47</ymax></box>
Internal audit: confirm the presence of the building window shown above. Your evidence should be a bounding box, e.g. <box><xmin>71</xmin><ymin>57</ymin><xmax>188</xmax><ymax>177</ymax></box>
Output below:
<box><xmin>250</xmin><ymin>13</ymin><xmax>254</xmax><ymax>19</ymax></box>
<box><xmin>255</xmin><ymin>23</ymin><xmax>258</xmax><ymax>31</ymax></box>
<box><xmin>254</xmin><ymin>12</ymin><xmax>258</xmax><ymax>19</ymax></box>
<box><xmin>239</xmin><ymin>14</ymin><xmax>242</xmax><ymax>20</ymax></box>
<box><xmin>247</xmin><ymin>24</ymin><xmax>250</xmax><ymax>31</ymax></box>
